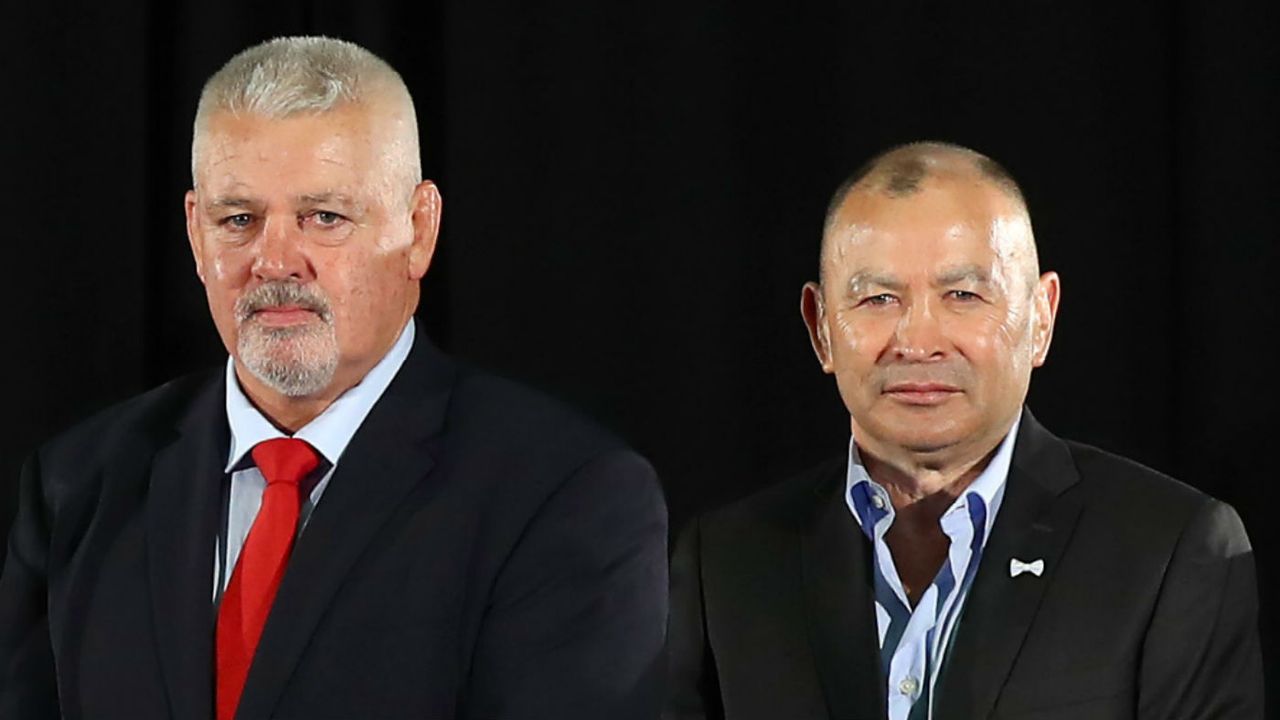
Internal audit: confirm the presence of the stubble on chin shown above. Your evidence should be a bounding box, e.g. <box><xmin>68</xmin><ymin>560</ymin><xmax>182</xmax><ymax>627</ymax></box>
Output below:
<box><xmin>233</xmin><ymin>282</ymin><xmax>339</xmax><ymax>397</ymax></box>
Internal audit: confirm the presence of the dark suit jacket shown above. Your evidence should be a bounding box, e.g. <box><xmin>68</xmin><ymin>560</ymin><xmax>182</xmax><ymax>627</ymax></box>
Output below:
<box><xmin>666</xmin><ymin>410</ymin><xmax>1263</xmax><ymax>720</ymax></box>
<box><xmin>0</xmin><ymin>327</ymin><xmax>668</xmax><ymax>720</ymax></box>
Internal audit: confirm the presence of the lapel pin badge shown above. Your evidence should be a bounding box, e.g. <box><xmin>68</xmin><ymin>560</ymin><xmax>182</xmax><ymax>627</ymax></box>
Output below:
<box><xmin>1009</xmin><ymin>557</ymin><xmax>1045</xmax><ymax>578</ymax></box>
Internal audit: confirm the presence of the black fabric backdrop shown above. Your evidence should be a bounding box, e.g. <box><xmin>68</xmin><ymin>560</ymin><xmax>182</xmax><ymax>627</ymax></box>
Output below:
<box><xmin>3</xmin><ymin>0</ymin><xmax>1277</xmax><ymax>710</ymax></box>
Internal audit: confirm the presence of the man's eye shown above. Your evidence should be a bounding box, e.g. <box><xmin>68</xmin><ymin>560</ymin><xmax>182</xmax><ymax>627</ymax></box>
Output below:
<box><xmin>220</xmin><ymin>213</ymin><xmax>254</xmax><ymax>229</ymax></box>
<box><xmin>311</xmin><ymin>211</ymin><xmax>345</xmax><ymax>226</ymax></box>
<box><xmin>861</xmin><ymin>294</ymin><xmax>896</xmax><ymax>307</ymax></box>
<box><xmin>948</xmin><ymin>290</ymin><xmax>980</xmax><ymax>301</ymax></box>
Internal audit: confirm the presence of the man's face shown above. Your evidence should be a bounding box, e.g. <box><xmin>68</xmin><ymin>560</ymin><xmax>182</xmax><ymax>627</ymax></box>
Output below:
<box><xmin>802</xmin><ymin>178</ymin><xmax>1059</xmax><ymax>463</ymax></box>
<box><xmin>185</xmin><ymin>103</ymin><xmax>439</xmax><ymax>399</ymax></box>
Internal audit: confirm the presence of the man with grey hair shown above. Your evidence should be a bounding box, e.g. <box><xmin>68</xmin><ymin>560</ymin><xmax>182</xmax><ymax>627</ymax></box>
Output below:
<box><xmin>666</xmin><ymin>142</ymin><xmax>1263</xmax><ymax>719</ymax></box>
<box><xmin>0</xmin><ymin>37</ymin><xmax>667</xmax><ymax>720</ymax></box>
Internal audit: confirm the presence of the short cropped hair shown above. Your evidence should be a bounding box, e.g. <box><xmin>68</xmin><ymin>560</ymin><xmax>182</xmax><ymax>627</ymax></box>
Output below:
<box><xmin>191</xmin><ymin>36</ymin><xmax>420</xmax><ymax>188</ymax></box>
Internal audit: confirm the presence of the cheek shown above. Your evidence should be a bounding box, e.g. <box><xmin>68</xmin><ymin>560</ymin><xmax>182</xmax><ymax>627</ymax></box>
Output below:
<box><xmin>830</xmin><ymin>311</ymin><xmax>891</xmax><ymax>366</ymax></box>
<box><xmin>969</xmin><ymin>306</ymin><xmax>1035</xmax><ymax>378</ymax></box>
<box><xmin>199</xmin><ymin>243</ymin><xmax>254</xmax><ymax>285</ymax></box>
<box><xmin>996</xmin><ymin>303</ymin><xmax>1035</xmax><ymax>356</ymax></box>
<box><xmin>207</xmin><ymin>256</ymin><xmax>236</xmax><ymax>285</ymax></box>
<box><xmin>374</xmin><ymin>221</ymin><xmax>414</xmax><ymax>253</ymax></box>
<box><xmin>319</xmin><ymin>254</ymin><xmax>400</xmax><ymax>321</ymax></box>
<box><xmin>200</xmin><ymin>250</ymin><xmax>253</xmax><ymax>311</ymax></box>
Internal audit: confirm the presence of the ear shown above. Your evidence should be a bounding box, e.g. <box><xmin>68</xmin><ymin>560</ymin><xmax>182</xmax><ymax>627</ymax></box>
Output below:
<box><xmin>801</xmin><ymin>281</ymin><xmax>834</xmax><ymax>373</ymax></box>
<box><xmin>408</xmin><ymin>180</ymin><xmax>442</xmax><ymax>280</ymax></box>
<box><xmin>1031</xmin><ymin>271</ymin><xmax>1061</xmax><ymax>367</ymax></box>
<box><xmin>184</xmin><ymin>189</ymin><xmax>206</xmax><ymax>284</ymax></box>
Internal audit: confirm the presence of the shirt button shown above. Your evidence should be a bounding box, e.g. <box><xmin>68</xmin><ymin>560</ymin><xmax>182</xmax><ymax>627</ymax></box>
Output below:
<box><xmin>871</xmin><ymin>494</ymin><xmax>886</xmax><ymax>509</ymax></box>
<box><xmin>899</xmin><ymin>677</ymin><xmax>919</xmax><ymax>696</ymax></box>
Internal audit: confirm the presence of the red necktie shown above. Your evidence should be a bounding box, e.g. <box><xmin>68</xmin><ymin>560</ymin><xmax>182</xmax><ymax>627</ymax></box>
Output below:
<box><xmin>215</xmin><ymin>438</ymin><xmax>320</xmax><ymax>720</ymax></box>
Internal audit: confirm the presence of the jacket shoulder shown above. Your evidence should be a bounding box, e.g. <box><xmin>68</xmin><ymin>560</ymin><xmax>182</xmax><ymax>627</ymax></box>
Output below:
<box><xmin>446</xmin><ymin>367</ymin><xmax>631</xmax><ymax>460</ymax></box>
<box><xmin>1065</xmin><ymin>439</ymin><xmax>1214</xmax><ymax>509</ymax></box>
<box><xmin>439</xmin><ymin>366</ymin><xmax>659</xmax><ymax>516</ymax></box>
<box><xmin>695</xmin><ymin>456</ymin><xmax>844</xmax><ymax>542</ymax></box>
<box><xmin>1060</xmin><ymin>438</ymin><xmax>1251</xmax><ymax>555</ymax></box>
<box><xmin>36</xmin><ymin>369</ymin><xmax>219</xmax><ymax>470</ymax></box>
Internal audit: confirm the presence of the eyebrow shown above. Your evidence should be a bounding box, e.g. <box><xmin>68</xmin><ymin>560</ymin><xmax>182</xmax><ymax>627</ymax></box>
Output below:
<box><xmin>934</xmin><ymin>265</ymin><xmax>991</xmax><ymax>285</ymax></box>
<box><xmin>297</xmin><ymin>192</ymin><xmax>361</xmax><ymax>210</ymax></box>
<box><xmin>204</xmin><ymin>193</ymin><xmax>366</xmax><ymax>215</ymax></box>
<box><xmin>846</xmin><ymin>271</ymin><xmax>904</xmax><ymax>295</ymax></box>
<box><xmin>206</xmin><ymin>197</ymin><xmax>256</xmax><ymax>210</ymax></box>
<box><xmin>844</xmin><ymin>266</ymin><xmax>992</xmax><ymax>295</ymax></box>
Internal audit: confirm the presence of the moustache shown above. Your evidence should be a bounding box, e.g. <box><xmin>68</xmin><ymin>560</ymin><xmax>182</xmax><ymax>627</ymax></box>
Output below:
<box><xmin>235</xmin><ymin>282</ymin><xmax>334</xmax><ymax>325</ymax></box>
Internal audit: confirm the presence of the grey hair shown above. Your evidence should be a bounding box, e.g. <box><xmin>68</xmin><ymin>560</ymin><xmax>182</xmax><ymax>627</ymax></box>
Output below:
<box><xmin>191</xmin><ymin>36</ymin><xmax>421</xmax><ymax>189</ymax></box>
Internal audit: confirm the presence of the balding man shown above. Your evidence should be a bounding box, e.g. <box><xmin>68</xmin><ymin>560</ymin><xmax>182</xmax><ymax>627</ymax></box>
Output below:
<box><xmin>665</xmin><ymin>142</ymin><xmax>1262</xmax><ymax>720</ymax></box>
<box><xmin>0</xmin><ymin>37</ymin><xmax>667</xmax><ymax>720</ymax></box>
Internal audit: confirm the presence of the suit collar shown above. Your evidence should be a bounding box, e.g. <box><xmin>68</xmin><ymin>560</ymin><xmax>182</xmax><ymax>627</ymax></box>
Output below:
<box><xmin>801</xmin><ymin>460</ymin><xmax>888</xmax><ymax>720</ymax></box>
<box><xmin>234</xmin><ymin>322</ymin><xmax>456</xmax><ymax>719</ymax></box>
<box><xmin>1007</xmin><ymin>407</ymin><xmax>1079</xmax><ymax>497</ymax></box>
<box><xmin>933</xmin><ymin>408</ymin><xmax>1084</xmax><ymax>720</ymax></box>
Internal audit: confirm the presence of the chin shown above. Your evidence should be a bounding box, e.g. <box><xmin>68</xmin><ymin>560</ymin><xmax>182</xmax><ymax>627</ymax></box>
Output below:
<box><xmin>896</xmin><ymin>436</ymin><xmax>965</xmax><ymax>455</ymax></box>
<box><xmin>870</xmin><ymin>413</ymin><xmax>973</xmax><ymax>455</ymax></box>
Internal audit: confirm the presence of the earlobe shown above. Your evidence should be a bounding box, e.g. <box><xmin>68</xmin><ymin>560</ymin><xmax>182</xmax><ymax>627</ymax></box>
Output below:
<box><xmin>801</xmin><ymin>282</ymin><xmax>835</xmax><ymax>373</ymax></box>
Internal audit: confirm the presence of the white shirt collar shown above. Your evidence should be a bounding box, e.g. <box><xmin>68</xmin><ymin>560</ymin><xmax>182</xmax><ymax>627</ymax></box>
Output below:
<box><xmin>223</xmin><ymin>319</ymin><xmax>416</xmax><ymax>472</ymax></box>
<box><xmin>845</xmin><ymin>413</ymin><xmax>1022</xmax><ymax>538</ymax></box>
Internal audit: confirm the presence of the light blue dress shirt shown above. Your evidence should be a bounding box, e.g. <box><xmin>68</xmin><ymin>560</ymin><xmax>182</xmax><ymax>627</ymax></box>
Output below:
<box><xmin>213</xmin><ymin>320</ymin><xmax>415</xmax><ymax>602</ymax></box>
<box><xmin>845</xmin><ymin>416</ymin><xmax>1020</xmax><ymax>720</ymax></box>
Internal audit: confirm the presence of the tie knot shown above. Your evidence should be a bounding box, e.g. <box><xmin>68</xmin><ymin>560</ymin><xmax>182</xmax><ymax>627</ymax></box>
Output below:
<box><xmin>251</xmin><ymin>438</ymin><xmax>320</xmax><ymax>487</ymax></box>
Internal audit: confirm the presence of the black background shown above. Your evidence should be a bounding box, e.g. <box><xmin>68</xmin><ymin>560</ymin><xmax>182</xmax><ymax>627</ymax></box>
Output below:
<box><xmin>2</xmin><ymin>0</ymin><xmax>1277</xmax><ymax>710</ymax></box>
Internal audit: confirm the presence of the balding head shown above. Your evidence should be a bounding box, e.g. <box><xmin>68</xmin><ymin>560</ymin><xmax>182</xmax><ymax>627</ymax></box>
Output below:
<box><xmin>821</xmin><ymin>142</ymin><xmax>1038</xmax><ymax>292</ymax></box>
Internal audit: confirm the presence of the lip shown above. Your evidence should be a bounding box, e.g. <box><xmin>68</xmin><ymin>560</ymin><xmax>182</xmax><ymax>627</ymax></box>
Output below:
<box><xmin>251</xmin><ymin>306</ymin><xmax>318</xmax><ymax>327</ymax></box>
<box><xmin>883</xmin><ymin>383</ymin><xmax>962</xmax><ymax>406</ymax></box>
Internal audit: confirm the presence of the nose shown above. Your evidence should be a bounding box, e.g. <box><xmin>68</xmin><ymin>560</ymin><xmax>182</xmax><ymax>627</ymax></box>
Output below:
<box><xmin>891</xmin><ymin>296</ymin><xmax>948</xmax><ymax>362</ymax></box>
<box><xmin>251</xmin><ymin>214</ymin><xmax>313</xmax><ymax>282</ymax></box>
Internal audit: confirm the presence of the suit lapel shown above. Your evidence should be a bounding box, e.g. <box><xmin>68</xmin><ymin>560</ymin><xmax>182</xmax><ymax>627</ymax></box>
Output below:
<box><xmin>147</xmin><ymin>374</ymin><xmax>227</xmax><ymax>720</ymax></box>
<box><xmin>801</xmin><ymin>462</ymin><xmax>887</xmax><ymax>720</ymax></box>
<box><xmin>934</xmin><ymin>409</ymin><xmax>1084</xmax><ymax>720</ymax></box>
<box><xmin>234</xmin><ymin>330</ymin><xmax>456</xmax><ymax>720</ymax></box>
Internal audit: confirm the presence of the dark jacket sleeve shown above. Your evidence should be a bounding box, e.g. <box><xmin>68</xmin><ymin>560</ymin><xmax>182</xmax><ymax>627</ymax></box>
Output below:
<box><xmin>0</xmin><ymin>453</ymin><xmax>61</xmax><ymax>718</ymax></box>
<box><xmin>1137</xmin><ymin>498</ymin><xmax>1264</xmax><ymax>719</ymax></box>
<box><xmin>664</xmin><ymin>518</ymin><xmax>724</xmax><ymax>720</ymax></box>
<box><xmin>463</xmin><ymin>449</ymin><xmax>668</xmax><ymax>720</ymax></box>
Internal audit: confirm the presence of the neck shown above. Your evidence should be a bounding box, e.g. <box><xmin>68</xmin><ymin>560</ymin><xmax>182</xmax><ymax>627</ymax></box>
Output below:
<box><xmin>233</xmin><ymin>366</ymin><xmax>360</xmax><ymax>433</ymax></box>
<box><xmin>865</xmin><ymin>448</ymin><xmax>993</xmax><ymax>530</ymax></box>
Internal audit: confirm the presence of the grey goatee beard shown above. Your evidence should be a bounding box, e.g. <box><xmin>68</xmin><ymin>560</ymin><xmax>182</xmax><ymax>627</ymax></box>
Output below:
<box><xmin>234</xmin><ymin>281</ymin><xmax>338</xmax><ymax>397</ymax></box>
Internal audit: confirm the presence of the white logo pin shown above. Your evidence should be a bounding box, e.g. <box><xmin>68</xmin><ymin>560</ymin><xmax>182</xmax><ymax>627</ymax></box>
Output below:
<box><xmin>1009</xmin><ymin>558</ymin><xmax>1045</xmax><ymax>578</ymax></box>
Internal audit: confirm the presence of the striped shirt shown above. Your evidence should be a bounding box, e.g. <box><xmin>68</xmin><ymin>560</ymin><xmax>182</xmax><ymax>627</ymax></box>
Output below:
<box><xmin>844</xmin><ymin>417</ymin><xmax>1019</xmax><ymax>720</ymax></box>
